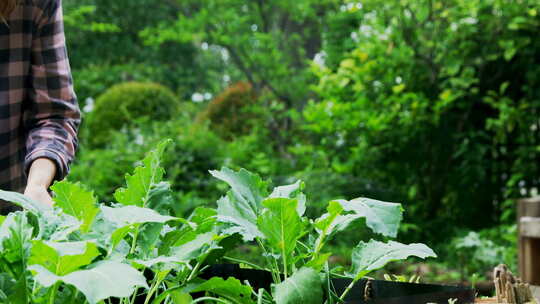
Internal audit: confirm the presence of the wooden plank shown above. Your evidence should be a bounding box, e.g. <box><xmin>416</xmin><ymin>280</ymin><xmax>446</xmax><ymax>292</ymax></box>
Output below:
<box><xmin>518</xmin><ymin>198</ymin><xmax>540</xmax><ymax>283</ymax></box>
<box><xmin>519</xmin><ymin>197</ymin><xmax>540</xmax><ymax>217</ymax></box>
<box><xmin>522</xmin><ymin>238</ymin><xmax>540</xmax><ymax>285</ymax></box>
<box><xmin>521</xmin><ymin>217</ymin><xmax>540</xmax><ymax>238</ymax></box>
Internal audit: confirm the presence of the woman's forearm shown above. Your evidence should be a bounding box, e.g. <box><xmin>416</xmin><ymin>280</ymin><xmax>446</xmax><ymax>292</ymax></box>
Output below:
<box><xmin>27</xmin><ymin>158</ymin><xmax>56</xmax><ymax>188</ymax></box>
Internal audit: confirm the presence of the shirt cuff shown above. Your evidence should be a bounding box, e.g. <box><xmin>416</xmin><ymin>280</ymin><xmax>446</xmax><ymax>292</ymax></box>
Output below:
<box><xmin>24</xmin><ymin>148</ymin><xmax>67</xmax><ymax>184</ymax></box>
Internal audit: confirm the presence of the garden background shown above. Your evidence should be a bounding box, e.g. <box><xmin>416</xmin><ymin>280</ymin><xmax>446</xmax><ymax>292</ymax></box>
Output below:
<box><xmin>64</xmin><ymin>0</ymin><xmax>540</xmax><ymax>287</ymax></box>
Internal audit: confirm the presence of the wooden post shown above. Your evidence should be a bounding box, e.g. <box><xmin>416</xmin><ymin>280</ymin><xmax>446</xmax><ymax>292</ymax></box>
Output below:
<box><xmin>490</xmin><ymin>264</ymin><xmax>538</xmax><ymax>304</ymax></box>
<box><xmin>518</xmin><ymin>196</ymin><xmax>540</xmax><ymax>285</ymax></box>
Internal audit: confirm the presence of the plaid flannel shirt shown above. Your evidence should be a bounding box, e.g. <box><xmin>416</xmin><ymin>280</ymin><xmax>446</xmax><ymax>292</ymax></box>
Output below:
<box><xmin>0</xmin><ymin>0</ymin><xmax>80</xmax><ymax>211</ymax></box>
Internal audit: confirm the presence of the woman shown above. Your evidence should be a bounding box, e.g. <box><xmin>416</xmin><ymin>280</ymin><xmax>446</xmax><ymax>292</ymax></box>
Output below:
<box><xmin>0</xmin><ymin>0</ymin><xmax>80</xmax><ymax>214</ymax></box>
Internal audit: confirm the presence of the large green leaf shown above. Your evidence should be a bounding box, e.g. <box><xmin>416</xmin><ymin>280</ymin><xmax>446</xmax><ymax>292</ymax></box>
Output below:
<box><xmin>0</xmin><ymin>192</ymin><xmax>80</xmax><ymax>241</ymax></box>
<box><xmin>37</xmin><ymin>210</ymin><xmax>81</xmax><ymax>242</ymax></box>
<box><xmin>334</xmin><ymin>198</ymin><xmax>403</xmax><ymax>237</ymax></box>
<box><xmin>273</xmin><ymin>267</ymin><xmax>323</xmax><ymax>304</ymax></box>
<box><xmin>110</xmin><ymin>226</ymin><xmax>133</xmax><ymax>252</ymax></box>
<box><xmin>0</xmin><ymin>212</ymin><xmax>33</xmax><ymax>265</ymax></box>
<box><xmin>136</xmin><ymin>223</ymin><xmax>164</xmax><ymax>258</ymax></box>
<box><xmin>190</xmin><ymin>277</ymin><xmax>255</xmax><ymax>304</ymax></box>
<box><xmin>51</xmin><ymin>181</ymin><xmax>99</xmax><ymax>233</ymax></box>
<box><xmin>215</xmin><ymin>193</ymin><xmax>263</xmax><ymax>241</ymax></box>
<box><xmin>101</xmin><ymin>205</ymin><xmax>178</xmax><ymax>226</ymax></box>
<box><xmin>257</xmin><ymin>198</ymin><xmax>305</xmax><ymax>267</ymax></box>
<box><xmin>98</xmin><ymin>205</ymin><xmax>178</xmax><ymax>253</ymax></box>
<box><xmin>211</xmin><ymin>167</ymin><xmax>268</xmax><ymax>241</ymax></box>
<box><xmin>187</xmin><ymin>207</ymin><xmax>217</xmax><ymax>233</ymax></box>
<box><xmin>30</xmin><ymin>260</ymin><xmax>148</xmax><ymax>304</ymax></box>
<box><xmin>0</xmin><ymin>190</ymin><xmax>52</xmax><ymax>214</ymax></box>
<box><xmin>159</xmin><ymin>207</ymin><xmax>216</xmax><ymax>255</ymax></box>
<box><xmin>0</xmin><ymin>274</ymin><xmax>15</xmax><ymax>301</ymax></box>
<box><xmin>169</xmin><ymin>292</ymin><xmax>192</xmax><ymax>304</ymax></box>
<box><xmin>114</xmin><ymin>140</ymin><xmax>170</xmax><ymax>207</ymax></box>
<box><xmin>136</xmin><ymin>232</ymin><xmax>219</xmax><ymax>271</ymax></box>
<box><xmin>0</xmin><ymin>212</ymin><xmax>33</xmax><ymax>303</ymax></box>
<box><xmin>314</xmin><ymin>200</ymin><xmax>344</xmax><ymax>236</ymax></box>
<box><xmin>269</xmin><ymin>180</ymin><xmax>306</xmax><ymax>216</ymax></box>
<box><xmin>132</xmin><ymin>256</ymin><xmax>181</xmax><ymax>269</ymax></box>
<box><xmin>169</xmin><ymin>232</ymin><xmax>220</xmax><ymax>262</ymax></box>
<box><xmin>310</xmin><ymin>202</ymin><xmax>346</xmax><ymax>267</ymax></box>
<box><xmin>2</xmin><ymin>275</ymin><xmax>27</xmax><ymax>304</ymax></box>
<box><xmin>348</xmin><ymin>240</ymin><xmax>437</xmax><ymax>280</ymax></box>
<box><xmin>29</xmin><ymin>241</ymin><xmax>100</xmax><ymax>276</ymax></box>
<box><xmin>210</xmin><ymin>167</ymin><xmax>269</xmax><ymax>210</ymax></box>
<box><xmin>146</xmin><ymin>181</ymin><xmax>175</xmax><ymax>213</ymax></box>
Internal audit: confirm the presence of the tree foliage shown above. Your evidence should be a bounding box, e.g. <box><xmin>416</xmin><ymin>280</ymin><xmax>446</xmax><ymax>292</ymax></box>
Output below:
<box><xmin>301</xmin><ymin>0</ymin><xmax>540</xmax><ymax>241</ymax></box>
<box><xmin>63</xmin><ymin>0</ymin><xmax>222</xmax><ymax>101</ymax></box>
<box><xmin>142</xmin><ymin>0</ymin><xmax>349</xmax><ymax>107</ymax></box>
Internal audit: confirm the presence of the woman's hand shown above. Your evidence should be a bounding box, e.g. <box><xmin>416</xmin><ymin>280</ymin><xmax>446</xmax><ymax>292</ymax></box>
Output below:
<box><xmin>25</xmin><ymin>158</ymin><xmax>56</xmax><ymax>207</ymax></box>
<box><xmin>24</xmin><ymin>184</ymin><xmax>54</xmax><ymax>207</ymax></box>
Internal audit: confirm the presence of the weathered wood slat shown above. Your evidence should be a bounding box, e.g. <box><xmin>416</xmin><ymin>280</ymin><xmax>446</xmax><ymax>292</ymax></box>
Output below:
<box><xmin>532</xmin><ymin>286</ymin><xmax>540</xmax><ymax>302</ymax></box>
<box><xmin>519</xmin><ymin>197</ymin><xmax>540</xmax><ymax>217</ymax></box>
<box><xmin>521</xmin><ymin>217</ymin><xmax>540</xmax><ymax>238</ymax></box>
<box><xmin>492</xmin><ymin>265</ymin><xmax>538</xmax><ymax>304</ymax></box>
<box><xmin>518</xmin><ymin>197</ymin><xmax>540</xmax><ymax>285</ymax></box>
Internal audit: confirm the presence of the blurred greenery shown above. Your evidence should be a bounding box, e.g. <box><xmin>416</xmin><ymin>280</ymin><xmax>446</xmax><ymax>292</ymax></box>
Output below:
<box><xmin>64</xmin><ymin>0</ymin><xmax>540</xmax><ymax>283</ymax></box>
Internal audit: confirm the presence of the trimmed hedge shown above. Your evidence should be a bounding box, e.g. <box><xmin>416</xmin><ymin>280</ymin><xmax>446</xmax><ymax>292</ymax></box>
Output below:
<box><xmin>196</xmin><ymin>82</ymin><xmax>258</xmax><ymax>139</ymax></box>
<box><xmin>86</xmin><ymin>82</ymin><xmax>180</xmax><ymax>147</ymax></box>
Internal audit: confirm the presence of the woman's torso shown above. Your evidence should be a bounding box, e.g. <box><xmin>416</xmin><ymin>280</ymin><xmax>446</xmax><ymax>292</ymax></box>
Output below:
<box><xmin>0</xmin><ymin>0</ymin><xmax>42</xmax><ymax>192</ymax></box>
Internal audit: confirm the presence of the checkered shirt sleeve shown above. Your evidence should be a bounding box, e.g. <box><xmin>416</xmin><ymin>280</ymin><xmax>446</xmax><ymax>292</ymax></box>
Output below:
<box><xmin>23</xmin><ymin>0</ymin><xmax>80</xmax><ymax>182</ymax></box>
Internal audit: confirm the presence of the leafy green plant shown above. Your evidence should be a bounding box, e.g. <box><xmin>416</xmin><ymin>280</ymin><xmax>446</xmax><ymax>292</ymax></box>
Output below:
<box><xmin>209</xmin><ymin>167</ymin><xmax>437</xmax><ymax>303</ymax></box>
<box><xmin>0</xmin><ymin>141</ymin><xmax>436</xmax><ymax>303</ymax></box>
<box><xmin>0</xmin><ymin>141</ymin><xmax>232</xmax><ymax>303</ymax></box>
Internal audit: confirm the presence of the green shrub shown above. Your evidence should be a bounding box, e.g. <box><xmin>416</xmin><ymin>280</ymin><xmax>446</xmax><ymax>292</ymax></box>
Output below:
<box><xmin>86</xmin><ymin>82</ymin><xmax>181</xmax><ymax>147</ymax></box>
<box><xmin>196</xmin><ymin>82</ymin><xmax>259</xmax><ymax>139</ymax></box>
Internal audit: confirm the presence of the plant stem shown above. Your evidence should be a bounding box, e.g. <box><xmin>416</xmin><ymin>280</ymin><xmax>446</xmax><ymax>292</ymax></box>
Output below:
<box><xmin>312</xmin><ymin>229</ymin><xmax>327</xmax><ymax>261</ymax></box>
<box><xmin>143</xmin><ymin>276</ymin><xmax>163</xmax><ymax>304</ymax></box>
<box><xmin>150</xmin><ymin>285</ymin><xmax>182</xmax><ymax>304</ymax></box>
<box><xmin>129</xmin><ymin>224</ymin><xmax>140</xmax><ymax>255</ymax></box>
<box><xmin>223</xmin><ymin>256</ymin><xmax>264</xmax><ymax>270</ymax></box>
<box><xmin>282</xmin><ymin>249</ymin><xmax>288</xmax><ymax>279</ymax></box>
<box><xmin>186</xmin><ymin>260</ymin><xmax>203</xmax><ymax>283</ymax></box>
<box><xmin>325</xmin><ymin>263</ymin><xmax>334</xmax><ymax>304</ymax></box>
<box><xmin>49</xmin><ymin>282</ymin><xmax>60</xmax><ymax>304</ymax></box>
<box><xmin>256</xmin><ymin>238</ymin><xmax>280</xmax><ymax>284</ymax></box>
<box><xmin>70</xmin><ymin>289</ymin><xmax>80</xmax><ymax>303</ymax></box>
<box><xmin>130</xmin><ymin>181</ymin><xmax>152</xmax><ymax>255</ymax></box>
<box><xmin>338</xmin><ymin>279</ymin><xmax>356</xmax><ymax>302</ymax></box>
<box><xmin>129</xmin><ymin>287</ymin><xmax>139</xmax><ymax>304</ymax></box>
<box><xmin>257</xmin><ymin>288</ymin><xmax>264</xmax><ymax>304</ymax></box>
